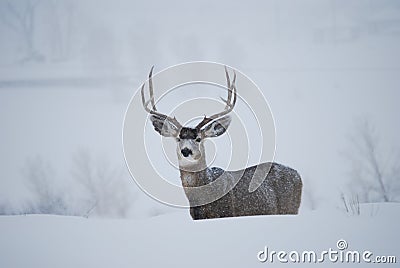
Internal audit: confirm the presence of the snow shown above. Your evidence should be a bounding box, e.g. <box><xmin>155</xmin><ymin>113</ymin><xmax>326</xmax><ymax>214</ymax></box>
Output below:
<box><xmin>0</xmin><ymin>1</ymin><xmax>399</xmax><ymax>266</ymax></box>
<box><xmin>0</xmin><ymin>203</ymin><xmax>398</xmax><ymax>267</ymax></box>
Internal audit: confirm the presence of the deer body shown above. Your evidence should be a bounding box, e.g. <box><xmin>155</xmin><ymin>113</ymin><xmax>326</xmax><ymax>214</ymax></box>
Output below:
<box><xmin>181</xmin><ymin>163</ymin><xmax>302</xmax><ymax>220</ymax></box>
<box><xmin>141</xmin><ymin>66</ymin><xmax>302</xmax><ymax>220</ymax></box>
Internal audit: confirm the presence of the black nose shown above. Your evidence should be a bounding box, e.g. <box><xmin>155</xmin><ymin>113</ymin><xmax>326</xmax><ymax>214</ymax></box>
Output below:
<box><xmin>181</xmin><ymin>148</ymin><xmax>192</xmax><ymax>157</ymax></box>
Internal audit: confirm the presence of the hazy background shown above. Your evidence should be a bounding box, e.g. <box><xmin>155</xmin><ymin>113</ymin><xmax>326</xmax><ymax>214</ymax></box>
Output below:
<box><xmin>0</xmin><ymin>0</ymin><xmax>399</xmax><ymax>218</ymax></box>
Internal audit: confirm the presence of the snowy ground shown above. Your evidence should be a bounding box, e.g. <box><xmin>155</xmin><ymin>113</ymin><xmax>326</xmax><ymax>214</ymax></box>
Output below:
<box><xmin>0</xmin><ymin>203</ymin><xmax>398</xmax><ymax>268</ymax></box>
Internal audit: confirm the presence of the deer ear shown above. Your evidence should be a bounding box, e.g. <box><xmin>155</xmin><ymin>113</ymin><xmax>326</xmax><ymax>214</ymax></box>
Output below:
<box><xmin>201</xmin><ymin>116</ymin><xmax>231</xmax><ymax>138</ymax></box>
<box><xmin>150</xmin><ymin>115</ymin><xmax>180</xmax><ymax>137</ymax></box>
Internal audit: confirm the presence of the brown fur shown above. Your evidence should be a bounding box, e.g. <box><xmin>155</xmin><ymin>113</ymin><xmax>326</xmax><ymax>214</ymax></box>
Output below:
<box><xmin>180</xmin><ymin>162</ymin><xmax>302</xmax><ymax>220</ymax></box>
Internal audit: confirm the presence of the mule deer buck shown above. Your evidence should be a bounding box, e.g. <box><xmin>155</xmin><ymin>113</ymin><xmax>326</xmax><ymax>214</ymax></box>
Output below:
<box><xmin>141</xmin><ymin>66</ymin><xmax>302</xmax><ymax>220</ymax></box>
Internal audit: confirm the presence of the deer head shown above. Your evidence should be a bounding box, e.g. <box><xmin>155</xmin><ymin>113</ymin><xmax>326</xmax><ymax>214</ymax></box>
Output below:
<box><xmin>141</xmin><ymin>66</ymin><xmax>237</xmax><ymax>171</ymax></box>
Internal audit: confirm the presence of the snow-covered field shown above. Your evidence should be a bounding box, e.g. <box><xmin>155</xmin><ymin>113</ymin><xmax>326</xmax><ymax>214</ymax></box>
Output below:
<box><xmin>0</xmin><ymin>203</ymin><xmax>398</xmax><ymax>268</ymax></box>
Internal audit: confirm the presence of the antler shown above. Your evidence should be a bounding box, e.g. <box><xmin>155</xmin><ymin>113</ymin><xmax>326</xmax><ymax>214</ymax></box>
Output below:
<box><xmin>141</xmin><ymin>66</ymin><xmax>182</xmax><ymax>128</ymax></box>
<box><xmin>195</xmin><ymin>66</ymin><xmax>237</xmax><ymax>130</ymax></box>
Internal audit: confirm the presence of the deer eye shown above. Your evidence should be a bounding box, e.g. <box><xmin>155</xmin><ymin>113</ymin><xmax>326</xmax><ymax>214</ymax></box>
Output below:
<box><xmin>176</xmin><ymin>138</ymin><xmax>181</xmax><ymax>142</ymax></box>
<box><xmin>195</xmin><ymin>138</ymin><xmax>201</xmax><ymax>142</ymax></box>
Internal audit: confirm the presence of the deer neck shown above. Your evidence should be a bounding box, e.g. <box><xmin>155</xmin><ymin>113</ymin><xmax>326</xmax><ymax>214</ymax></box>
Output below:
<box><xmin>179</xmin><ymin>156</ymin><xmax>208</xmax><ymax>188</ymax></box>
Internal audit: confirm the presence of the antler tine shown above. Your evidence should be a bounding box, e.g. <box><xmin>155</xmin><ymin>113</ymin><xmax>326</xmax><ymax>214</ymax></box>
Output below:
<box><xmin>141</xmin><ymin>67</ymin><xmax>182</xmax><ymax>128</ymax></box>
<box><xmin>231</xmin><ymin>71</ymin><xmax>237</xmax><ymax>107</ymax></box>
<box><xmin>148</xmin><ymin>66</ymin><xmax>157</xmax><ymax>111</ymax></box>
<box><xmin>141</xmin><ymin>83</ymin><xmax>151</xmax><ymax>113</ymax></box>
<box><xmin>224</xmin><ymin>65</ymin><xmax>231</xmax><ymax>90</ymax></box>
<box><xmin>225</xmin><ymin>70</ymin><xmax>236</xmax><ymax>109</ymax></box>
<box><xmin>209</xmin><ymin>68</ymin><xmax>236</xmax><ymax>119</ymax></box>
<box><xmin>196</xmin><ymin>66</ymin><xmax>237</xmax><ymax>130</ymax></box>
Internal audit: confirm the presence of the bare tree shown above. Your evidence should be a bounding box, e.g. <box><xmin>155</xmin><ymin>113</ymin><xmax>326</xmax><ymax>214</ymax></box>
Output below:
<box><xmin>71</xmin><ymin>150</ymin><xmax>133</xmax><ymax>218</ymax></box>
<box><xmin>0</xmin><ymin>203</ymin><xmax>8</xmax><ymax>215</ymax></box>
<box><xmin>341</xmin><ymin>193</ymin><xmax>360</xmax><ymax>216</ymax></box>
<box><xmin>347</xmin><ymin>119</ymin><xmax>400</xmax><ymax>203</ymax></box>
<box><xmin>0</xmin><ymin>0</ymin><xmax>44</xmax><ymax>62</ymax></box>
<box><xmin>22</xmin><ymin>156</ymin><xmax>67</xmax><ymax>214</ymax></box>
<box><xmin>303</xmin><ymin>181</ymin><xmax>318</xmax><ymax>211</ymax></box>
<box><xmin>48</xmin><ymin>0</ymin><xmax>75</xmax><ymax>61</ymax></box>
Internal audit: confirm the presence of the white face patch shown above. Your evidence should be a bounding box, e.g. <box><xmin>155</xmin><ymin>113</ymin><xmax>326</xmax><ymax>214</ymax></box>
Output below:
<box><xmin>177</xmin><ymin>138</ymin><xmax>204</xmax><ymax>168</ymax></box>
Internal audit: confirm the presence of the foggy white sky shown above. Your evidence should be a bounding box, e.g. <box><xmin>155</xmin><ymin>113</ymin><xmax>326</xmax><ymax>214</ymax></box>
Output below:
<box><xmin>0</xmin><ymin>0</ymin><xmax>399</xmax><ymax>214</ymax></box>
